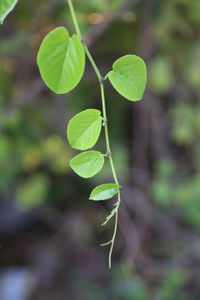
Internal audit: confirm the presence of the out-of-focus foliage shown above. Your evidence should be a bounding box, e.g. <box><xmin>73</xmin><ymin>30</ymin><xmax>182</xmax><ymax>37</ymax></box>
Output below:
<box><xmin>150</xmin><ymin>0</ymin><xmax>200</xmax><ymax>232</ymax></box>
<box><xmin>1</xmin><ymin>0</ymin><xmax>200</xmax><ymax>299</ymax></box>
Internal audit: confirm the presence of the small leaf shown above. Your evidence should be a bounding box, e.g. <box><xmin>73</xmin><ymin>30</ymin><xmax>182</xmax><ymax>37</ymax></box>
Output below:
<box><xmin>37</xmin><ymin>27</ymin><xmax>85</xmax><ymax>94</ymax></box>
<box><xmin>89</xmin><ymin>183</ymin><xmax>120</xmax><ymax>201</ymax></box>
<box><xmin>107</xmin><ymin>54</ymin><xmax>147</xmax><ymax>101</ymax></box>
<box><xmin>67</xmin><ymin>109</ymin><xmax>102</xmax><ymax>150</ymax></box>
<box><xmin>102</xmin><ymin>205</ymin><xmax>118</xmax><ymax>226</ymax></box>
<box><xmin>70</xmin><ymin>151</ymin><xmax>104</xmax><ymax>178</ymax></box>
<box><xmin>0</xmin><ymin>0</ymin><xmax>18</xmax><ymax>24</ymax></box>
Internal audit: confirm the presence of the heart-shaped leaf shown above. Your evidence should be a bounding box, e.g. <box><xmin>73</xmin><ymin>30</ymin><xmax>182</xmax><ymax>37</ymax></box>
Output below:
<box><xmin>70</xmin><ymin>151</ymin><xmax>104</xmax><ymax>178</ymax></box>
<box><xmin>37</xmin><ymin>27</ymin><xmax>85</xmax><ymax>94</ymax></box>
<box><xmin>67</xmin><ymin>109</ymin><xmax>102</xmax><ymax>150</ymax></box>
<box><xmin>0</xmin><ymin>0</ymin><xmax>18</xmax><ymax>24</ymax></box>
<box><xmin>89</xmin><ymin>183</ymin><xmax>121</xmax><ymax>201</ymax></box>
<box><xmin>107</xmin><ymin>55</ymin><xmax>147</xmax><ymax>101</ymax></box>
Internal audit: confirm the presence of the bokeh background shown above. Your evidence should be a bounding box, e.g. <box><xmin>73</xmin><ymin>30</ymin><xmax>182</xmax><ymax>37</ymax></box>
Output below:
<box><xmin>1</xmin><ymin>0</ymin><xmax>200</xmax><ymax>299</ymax></box>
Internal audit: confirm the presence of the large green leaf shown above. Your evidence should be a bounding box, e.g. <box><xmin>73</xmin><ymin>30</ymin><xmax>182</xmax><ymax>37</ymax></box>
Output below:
<box><xmin>107</xmin><ymin>55</ymin><xmax>147</xmax><ymax>101</ymax></box>
<box><xmin>89</xmin><ymin>183</ymin><xmax>121</xmax><ymax>201</ymax></box>
<box><xmin>0</xmin><ymin>0</ymin><xmax>18</xmax><ymax>24</ymax></box>
<box><xmin>70</xmin><ymin>151</ymin><xmax>104</xmax><ymax>178</ymax></box>
<box><xmin>67</xmin><ymin>109</ymin><xmax>102</xmax><ymax>150</ymax></box>
<box><xmin>37</xmin><ymin>27</ymin><xmax>85</xmax><ymax>94</ymax></box>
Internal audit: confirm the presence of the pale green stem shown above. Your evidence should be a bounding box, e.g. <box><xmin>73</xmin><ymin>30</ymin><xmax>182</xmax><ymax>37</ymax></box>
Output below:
<box><xmin>67</xmin><ymin>0</ymin><xmax>121</xmax><ymax>268</ymax></box>
<box><xmin>67</xmin><ymin>0</ymin><xmax>81</xmax><ymax>39</ymax></box>
<box><xmin>109</xmin><ymin>203</ymin><xmax>119</xmax><ymax>268</ymax></box>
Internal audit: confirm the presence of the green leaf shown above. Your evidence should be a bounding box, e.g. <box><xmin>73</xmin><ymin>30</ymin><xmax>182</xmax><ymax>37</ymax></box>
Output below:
<box><xmin>107</xmin><ymin>54</ymin><xmax>147</xmax><ymax>101</ymax></box>
<box><xmin>67</xmin><ymin>109</ymin><xmax>102</xmax><ymax>150</ymax></box>
<box><xmin>0</xmin><ymin>0</ymin><xmax>18</xmax><ymax>24</ymax></box>
<box><xmin>89</xmin><ymin>183</ymin><xmax>121</xmax><ymax>201</ymax></box>
<box><xmin>37</xmin><ymin>27</ymin><xmax>85</xmax><ymax>94</ymax></box>
<box><xmin>70</xmin><ymin>151</ymin><xmax>104</xmax><ymax>178</ymax></box>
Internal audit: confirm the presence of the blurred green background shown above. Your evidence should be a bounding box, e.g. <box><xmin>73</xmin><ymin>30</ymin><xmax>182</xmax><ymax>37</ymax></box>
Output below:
<box><xmin>0</xmin><ymin>0</ymin><xmax>200</xmax><ymax>299</ymax></box>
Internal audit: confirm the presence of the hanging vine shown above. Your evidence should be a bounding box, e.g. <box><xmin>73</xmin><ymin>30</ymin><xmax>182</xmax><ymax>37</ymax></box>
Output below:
<box><xmin>0</xmin><ymin>0</ymin><xmax>147</xmax><ymax>268</ymax></box>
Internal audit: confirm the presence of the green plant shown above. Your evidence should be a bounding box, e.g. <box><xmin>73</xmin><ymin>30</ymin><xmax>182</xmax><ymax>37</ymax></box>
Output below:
<box><xmin>0</xmin><ymin>0</ymin><xmax>18</xmax><ymax>24</ymax></box>
<box><xmin>1</xmin><ymin>0</ymin><xmax>147</xmax><ymax>268</ymax></box>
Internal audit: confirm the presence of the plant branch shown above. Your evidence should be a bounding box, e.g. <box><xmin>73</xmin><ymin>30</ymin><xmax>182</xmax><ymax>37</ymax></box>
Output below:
<box><xmin>67</xmin><ymin>0</ymin><xmax>81</xmax><ymax>39</ymax></box>
<box><xmin>67</xmin><ymin>0</ymin><xmax>121</xmax><ymax>268</ymax></box>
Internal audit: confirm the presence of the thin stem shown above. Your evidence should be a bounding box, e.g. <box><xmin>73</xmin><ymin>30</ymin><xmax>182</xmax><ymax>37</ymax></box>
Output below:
<box><xmin>83</xmin><ymin>46</ymin><xmax>102</xmax><ymax>82</ymax></box>
<box><xmin>67</xmin><ymin>0</ymin><xmax>121</xmax><ymax>268</ymax></box>
<box><xmin>67</xmin><ymin>0</ymin><xmax>81</xmax><ymax>39</ymax></box>
<box><xmin>100</xmin><ymin>82</ymin><xmax>119</xmax><ymax>185</ymax></box>
<box><xmin>109</xmin><ymin>206</ymin><xmax>119</xmax><ymax>268</ymax></box>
